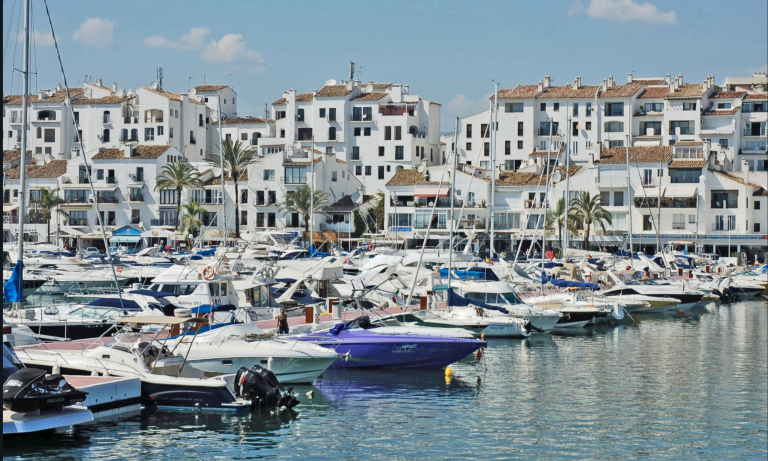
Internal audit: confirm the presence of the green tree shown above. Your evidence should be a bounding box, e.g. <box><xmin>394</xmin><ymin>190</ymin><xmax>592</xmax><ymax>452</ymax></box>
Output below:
<box><xmin>279</xmin><ymin>185</ymin><xmax>331</xmax><ymax>232</ymax></box>
<box><xmin>180</xmin><ymin>201</ymin><xmax>204</xmax><ymax>244</ymax></box>
<box><xmin>369</xmin><ymin>191</ymin><xmax>385</xmax><ymax>231</ymax></box>
<box><xmin>569</xmin><ymin>191</ymin><xmax>613</xmax><ymax>251</ymax></box>
<box><xmin>208</xmin><ymin>139</ymin><xmax>252</xmax><ymax>238</ymax></box>
<box><xmin>35</xmin><ymin>188</ymin><xmax>65</xmax><ymax>243</ymax></box>
<box><xmin>154</xmin><ymin>161</ymin><xmax>203</xmax><ymax>230</ymax></box>
<box><xmin>545</xmin><ymin>197</ymin><xmax>578</xmax><ymax>256</ymax></box>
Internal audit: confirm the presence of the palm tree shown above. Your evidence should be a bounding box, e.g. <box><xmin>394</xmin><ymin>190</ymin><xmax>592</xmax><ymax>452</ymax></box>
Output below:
<box><xmin>568</xmin><ymin>191</ymin><xmax>612</xmax><ymax>251</ymax></box>
<box><xmin>208</xmin><ymin>139</ymin><xmax>252</xmax><ymax>238</ymax></box>
<box><xmin>154</xmin><ymin>161</ymin><xmax>203</xmax><ymax>230</ymax></box>
<box><xmin>279</xmin><ymin>185</ymin><xmax>331</xmax><ymax>232</ymax></box>
<box><xmin>546</xmin><ymin>197</ymin><xmax>578</xmax><ymax>256</ymax></box>
<box><xmin>180</xmin><ymin>202</ymin><xmax>204</xmax><ymax>244</ymax></box>
<box><xmin>35</xmin><ymin>188</ymin><xmax>65</xmax><ymax>243</ymax></box>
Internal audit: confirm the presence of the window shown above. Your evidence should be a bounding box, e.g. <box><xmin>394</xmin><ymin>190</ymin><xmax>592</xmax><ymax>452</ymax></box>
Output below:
<box><xmin>480</xmin><ymin>161</ymin><xmax>490</xmax><ymax>170</ymax></box>
<box><xmin>354</xmin><ymin>127</ymin><xmax>361</xmax><ymax>136</ymax></box>
<box><xmin>284</xmin><ymin>166</ymin><xmax>307</xmax><ymax>184</ymax></box>
<box><xmin>505</xmin><ymin>141</ymin><xmax>511</xmax><ymax>155</ymax></box>
<box><xmin>280</xmin><ymin>129</ymin><xmax>286</xmax><ymax>139</ymax></box>
<box><xmin>538</xmin><ymin>121</ymin><xmax>558</xmax><ymax>136</ymax></box>
<box><xmin>395</xmin><ymin>146</ymin><xmax>404</xmax><ymax>160</ymax></box>
<box><xmin>263</xmin><ymin>169</ymin><xmax>275</xmax><ymax>180</ymax></box>
<box><xmin>189</xmin><ymin>131</ymin><xmax>196</xmax><ymax>144</ymax></box>
<box><xmin>157</xmin><ymin>126</ymin><xmax>164</xmax><ymax>136</ymax></box>
<box><xmin>241</xmin><ymin>133</ymin><xmax>248</xmax><ymax>141</ymax></box>
<box><xmin>145</xmin><ymin>128</ymin><xmax>155</xmax><ymax>141</ymax></box>
<box><xmin>378</xmin><ymin>166</ymin><xmax>385</xmax><ymax>179</ymax></box>
<box><xmin>600</xmin><ymin>191</ymin><xmax>611</xmax><ymax>206</ymax></box>
<box><xmin>44</xmin><ymin>129</ymin><xmax>55</xmax><ymax>142</ymax></box>
<box><xmin>604</xmin><ymin>121</ymin><xmax>624</xmax><ymax>132</ymax></box>
<box><xmin>754</xmin><ymin>200</ymin><xmax>761</xmax><ymax>210</ymax></box>
<box><xmin>606</xmin><ymin>102</ymin><xmax>624</xmax><ymax>116</ymax></box>
<box><xmin>465</xmin><ymin>124</ymin><xmax>473</xmax><ymax>138</ymax></box>
<box><xmin>586</xmin><ymin>103</ymin><xmax>592</xmax><ymax>116</ymax></box>
<box><xmin>641</xmin><ymin>121</ymin><xmax>661</xmax><ymax>135</ymax></box>
<box><xmin>385</xmin><ymin>126</ymin><xmax>392</xmax><ymax>140</ymax></box>
<box><xmin>719</xmin><ymin>139</ymin><xmax>728</xmax><ymax>148</ymax></box>
<box><xmin>670</xmin><ymin>121</ymin><xmax>693</xmax><ymax>135</ymax></box>
<box><xmin>517</xmin><ymin>140</ymin><xmax>523</xmax><ymax>149</ymax></box>
<box><xmin>505</xmin><ymin>103</ymin><xmax>523</xmax><ymax>113</ymax></box>
<box><xmin>197</xmin><ymin>114</ymin><xmax>203</xmax><ymax>127</ymax></box>
<box><xmin>131</xmin><ymin>129</ymin><xmax>138</xmax><ymax>141</ymax></box>
<box><xmin>612</xmin><ymin>191</ymin><xmax>624</xmax><ymax>206</ymax></box>
<box><xmin>355</xmin><ymin>165</ymin><xmax>362</xmax><ymax>175</ymax></box>
<box><xmin>352</xmin><ymin>146</ymin><xmax>360</xmax><ymax>160</ymax></box>
<box><xmin>683</xmin><ymin>102</ymin><xmax>696</xmax><ymax>111</ymax></box>
<box><xmin>585</xmin><ymin>121</ymin><xmax>592</xmax><ymax>130</ymax></box>
<box><xmin>540</xmin><ymin>103</ymin><xmax>546</xmax><ymax>111</ymax></box>
<box><xmin>328</xmin><ymin>127</ymin><xmax>336</xmax><ymax>141</ymax></box>
<box><xmin>484</xmin><ymin>142</ymin><xmax>490</xmax><ymax>156</ymax></box>
<box><xmin>755</xmin><ymin>223</ymin><xmax>761</xmax><ymax>232</ymax></box>
<box><xmin>609</xmin><ymin>140</ymin><xmax>624</xmax><ymax>148</ymax></box>
<box><xmin>717</xmin><ymin>102</ymin><xmax>732</xmax><ymax>109</ymax></box>
<box><xmin>644</xmin><ymin>103</ymin><xmax>663</xmax><ymax>113</ymax></box>
<box><xmin>395</xmin><ymin>126</ymin><xmax>402</xmax><ymax>140</ymax></box>
<box><xmin>378</xmin><ymin>146</ymin><xmax>385</xmax><ymax>157</ymax></box>
<box><xmin>365</xmin><ymin>166</ymin><xmax>371</xmax><ymax>176</ymax></box>
<box><xmin>742</xmin><ymin>102</ymin><xmax>767</xmax><ymax>113</ymax></box>
<box><xmin>672</xmin><ymin>214</ymin><xmax>686</xmax><ymax>229</ymax></box>
<box><xmin>331</xmin><ymin>171</ymin><xmax>337</xmax><ymax>182</ymax></box>
<box><xmin>710</xmin><ymin>191</ymin><xmax>738</xmax><ymax>208</ymax></box>
<box><xmin>481</xmin><ymin>124</ymin><xmax>489</xmax><ymax>138</ymax></box>
<box><xmin>319</xmin><ymin>108</ymin><xmax>326</xmax><ymax>118</ymax></box>
<box><xmin>466</xmin><ymin>142</ymin><xmax>472</xmax><ymax>151</ymax></box>
<box><xmin>572</xmin><ymin>141</ymin><xmax>578</xmax><ymax>154</ymax></box>
<box><xmin>553</xmin><ymin>103</ymin><xmax>560</xmax><ymax>112</ymax></box>
<box><xmin>670</xmin><ymin>169</ymin><xmax>700</xmax><ymax>183</ymax></box>
<box><xmin>572</xmin><ymin>121</ymin><xmax>579</xmax><ymax>136</ymax></box>
<box><xmin>325</xmin><ymin>147</ymin><xmax>333</xmax><ymax>154</ymax></box>
<box><xmin>328</xmin><ymin>108</ymin><xmax>336</xmax><ymax>121</ymax></box>
<box><xmin>364</xmin><ymin>127</ymin><xmax>371</xmax><ymax>136</ymax></box>
<box><xmin>101</xmin><ymin>129</ymin><xmax>110</xmax><ymax>143</ymax></box>
<box><xmin>36</xmin><ymin>127</ymin><xmax>42</xmax><ymax>139</ymax></box>
<box><xmin>73</xmin><ymin>112</ymin><xmax>80</xmax><ymax>124</ymax></box>
<box><xmin>517</xmin><ymin>121</ymin><xmax>524</xmax><ymax>136</ymax></box>
<box><xmin>643</xmin><ymin>215</ymin><xmax>653</xmax><ymax>231</ymax></box>
<box><xmin>97</xmin><ymin>169</ymin><xmax>104</xmax><ymax>180</ymax></box>
<box><xmin>297</xmin><ymin>108</ymin><xmax>304</xmax><ymax>122</ymax></box>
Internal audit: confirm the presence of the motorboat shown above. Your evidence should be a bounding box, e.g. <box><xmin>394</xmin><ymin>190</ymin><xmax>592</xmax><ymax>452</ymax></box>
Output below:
<box><xmin>161</xmin><ymin>311</ymin><xmax>338</xmax><ymax>384</ymax></box>
<box><xmin>598</xmin><ymin>270</ymin><xmax>705</xmax><ymax>307</ymax></box>
<box><xmin>288</xmin><ymin>316</ymin><xmax>485</xmax><ymax>369</ymax></box>
<box><xmin>3</xmin><ymin>368</ymin><xmax>88</xmax><ymax>413</ymax></box>
<box><xmin>14</xmin><ymin>315</ymin><xmax>298</xmax><ymax>411</ymax></box>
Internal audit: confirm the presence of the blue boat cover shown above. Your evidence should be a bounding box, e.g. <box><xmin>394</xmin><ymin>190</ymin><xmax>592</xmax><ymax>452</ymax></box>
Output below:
<box><xmin>541</xmin><ymin>274</ymin><xmax>598</xmax><ymax>290</ymax></box>
<box><xmin>3</xmin><ymin>261</ymin><xmax>23</xmax><ymax>303</ymax></box>
<box><xmin>447</xmin><ymin>288</ymin><xmax>510</xmax><ymax>314</ymax></box>
<box><xmin>309</xmin><ymin>245</ymin><xmax>331</xmax><ymax>258</ymax></box>
<box><xmin>537</xmin><ymin>262</ymin><xmax>564</xmax><ymax>269</ymax></box>
<box><xmin>128</xmin><ymin>289</ymin><xmax>174</xmax><ymax>298</ymax></box>
<box><xmin>196</xmin><ymin>248</ymin><xmax>216</xmax><ymax>256</ymax></box>
<box><xmin>190</xmin><ymin>304</ymin><xmax>237</xmax><ymax>314</ymax></box>
<box><xmin>437</xmin><ymin>268</ymin><xmax>485</xmax><ymax>280</ymax></box>
<box><xmin>88</xmin><ymin>298</ymin><xmax>141</xmax><ymax>310</ymax></box>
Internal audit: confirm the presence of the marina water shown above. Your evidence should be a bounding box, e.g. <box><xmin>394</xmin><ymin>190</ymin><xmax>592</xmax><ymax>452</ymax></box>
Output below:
<box><xmin>4</xmin><ymin>299</ymin><xmax>766</xmax><ymax>460</ymax></box>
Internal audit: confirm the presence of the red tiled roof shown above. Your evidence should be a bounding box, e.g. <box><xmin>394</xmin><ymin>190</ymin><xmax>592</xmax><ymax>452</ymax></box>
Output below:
<box><xmin>745</xmin><ymin>93</ymin><xmax>767</xmax><ymax>100</ymax></box>
<box><xmin>598</xmin><ymin>146</ymin><xmax>673</xmax><ymax>164</ymax></box>
<box><xmin>92</xmin><ymin>145</ymin><xmax>170</xmax><ymax>160</ymax></box>
<box><xmin>665</xmin><ymin>84</ymin><xmax>708</xmax><ymax>99</ymax></box>
<box><xmin>316</xmin><ymin>85</ymin><xmax>354</xmax><ymax>98</ymax></box>
<box><xmin>498</xmin><ymin>85</ymin><xmax>543</xmax><ymax>99</ymax></box>
<box><xmin>712</xmin><ymin>91</ymin><xmax>747</xmax><ymax>99</ymax></box>
<box><xmin>72</xmin><ymin>95</ymin><xmax>134</xmax><ymax>105</ymax></box>
<box><xmin>496</xmin><ymin>165</ymin><xmax>581</xmax><ymax>186</ymax></box>
<box><xmin>702</xmin><ymin>107</ymin><xmax>740</xmax><ymax>116</ymax></box>
<box><xmin>220</xmin><ymin>116</ymin><xmax>270</xmax><ymax>125</ymax></box>
<box><xmin>4</xmin><ymin>159</ymin><xmax>68</xmax><ymax>179</ymax></box>
<box><xmin>194</xmin><ymin>85</ymin><xmax>227</xmax><ymax>92</ymax></box>
<box><xmin>536</xmin><ymin>85</ymin><xmax>601</xmax><ymax>99</ymax></box>
<box><xmin>639</xmin><ymin>86</ymin><xmax>670</xmax><ymax>99</ymax></box>
<box><xmin>351</xmin><ymin>92</ymin><xmax>388</xmax><ymax>102</ymax></box>
<box><xmin>669</xmin><ymin>159</ymin><xmax>707</xmax><ymax>168</ymax></box>
<box><xmin>599</xmin><ymin>83</ymin><xmax>644</xmax><ymax>99</ymax></box>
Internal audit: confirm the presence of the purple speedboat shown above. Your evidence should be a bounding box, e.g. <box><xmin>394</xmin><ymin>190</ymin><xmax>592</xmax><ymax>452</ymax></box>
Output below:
<box><xmin>288</xmin><ymin>316</ymin><xmax>486</xmax><ymax>369</ymax></box>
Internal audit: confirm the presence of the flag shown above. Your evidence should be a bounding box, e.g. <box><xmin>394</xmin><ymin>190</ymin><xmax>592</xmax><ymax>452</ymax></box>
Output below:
<box><xmin>3</xmin><ymin>261</ymin><xmax>24</xmax><ymax>303</ymax></box>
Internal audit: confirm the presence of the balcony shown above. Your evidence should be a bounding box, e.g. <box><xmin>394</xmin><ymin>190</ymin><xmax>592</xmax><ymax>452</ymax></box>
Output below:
<box><xmin>641</xmin><ymin>178</ymin><xmax>660</xmax><ymax>188</ymax></box>
<box><xmin>102</xmin><ymin>117</ymin><xmax>112</xmax><ymax>124</ymax></box>
<box><xmin>69</xmin><ymin>219</ymin><xmax>89</xmax><ymax>226</ymax></box>
<box><xmin>250</xmin><ymin>139</ymin><xmax>259</xmax><ymax>146</ymax></box>
<box><xmin>190</xmin><ymin>135</ymin><xmax>197</xmax><ymax>144</ymax></box>
<box><xmin>524</xmin><ymin>201</ymin><xmax>546</xmax><ymax>209</ymax></box>
<box><xmin>128</xmin><ymin>193</ymin><xmax>144</xmax><ymax>202</ymax></box>
<box><xmin>710</xmin><ymin>222</ymin><xmax>739</xmax><ymax>232</ymax></box>
<box><xmin>64</xmin><ymin>196</ymin><xmax>90</xmax><ymax>204</ymax></box>
<box><xmin>596</xmin><ymin>177</ymin><xmax>628</xmax><ymax>188</ymax></box>
<box><xmin>743</xmin><ymin>140</ymin><xmax>767</xmax><ymax>153</ymax></box>
<box><xmin>106</xmin><ymin>176</ymin><xmax>117</xmax><ymax>184</ymax></box>
<box><xmin>150</xmin><ymin>218</ymin><xmax>176</xmax><ymax>227</ymax></box>
<box><xmin>131</xmin><ymin>217</ymin><xmax>141</xmax><ymax>224</ymax></box>
<box><xmin>128</xmin><ymin>174</ymin><xmax>144</xmax><ymax>183</ymax></box>
<box><xmin>97</xmin><ymin>195</ymin><xmax>119</xmax><ymax>204</ymax></box>
<box><xmin>537</xmin><ymin>128</ymin><xmax>560</xmax><ymax>136</ymax></box>
<box><xmin>280</xmin><ymin>176</ymin><xmax>307</xmax><ymax>185</ymax></box>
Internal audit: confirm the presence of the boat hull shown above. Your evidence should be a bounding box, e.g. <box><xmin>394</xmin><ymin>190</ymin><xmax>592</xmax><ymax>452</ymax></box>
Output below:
<box><xmin>184</xmin><ymin>356</ymin><xmax>336</xmax><ymax>384</ymax></box>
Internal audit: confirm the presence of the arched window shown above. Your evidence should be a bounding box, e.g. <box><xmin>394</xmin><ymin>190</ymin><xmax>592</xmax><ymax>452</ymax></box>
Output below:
<box><xmin>103</xmin><ymin>110</ymin><xmax>110</xmax><ymax>124</ymax></box>
<box><xmin>252</xmin><ymin>132</ymin><xmax>261</xmax><ymax>145</ymax></box>
<box><xmin>130</xmin><ymin>129</ymin><xmax>138</xmax><ymax>141</ymax></box>
<box><xmin>121</xmin><ymin>129</ymin><xmax>128</xmax><ymax>142</ymax></box>
<box><xmin>199</xmin><ymin>114</ymin><xmax>203</xmax><ymax>127</ymax></box>
<box><xmin>605</xmin><ymin>121</ymin><xmax>624</xmax><ymax>133</ymax></box>
<box><xmin>102</xmin><ymin>129</ymin><xmax>110</xmax><ymax>142</ymax></box>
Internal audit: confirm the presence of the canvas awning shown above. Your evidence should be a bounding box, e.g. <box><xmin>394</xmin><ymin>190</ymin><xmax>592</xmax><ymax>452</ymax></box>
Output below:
<box><xmin>634</xmin><ymin>140</ymin><xmax>662</xmax><ymax>146</ymax></box>
<box><xmin>663</xmin><ymin>186</ymin><xmax>697</xmax><ymax>197</ymax></box>
<box><xmin>50</xmin><ymin>226</ymin><xmax>85</xmax><ymax>237</ymax></box>
<box><xmin>3</xmin><ymin>204</ymin><xmax>19</xmax><ymax>212</ymax></box>
<box><xmin>109</xmin><ymin>235</ymin><xmax>141</xmax><ymax>243</ymax></box>
<box><xmin>79</xmin><ymin>231</ymin><xmax>112</xmax><ymax>239</ymax></box>
<box><xmin>142</xmin><ymin>229</ymin><xmax>175</xmax><ymax>239</ymax></box>
<box><xmin>414</xmin><ymin>186</ymin><xmax>450</xmax><ymax>197</ymax></box>
<box><xmin>202</xmin><ymin>228</ymin><xmax>235</xmax><ymax>240</ymax></box>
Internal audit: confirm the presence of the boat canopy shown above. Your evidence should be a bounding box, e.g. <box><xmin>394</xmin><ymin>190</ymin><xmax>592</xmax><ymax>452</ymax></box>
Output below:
<box><xmin>119</xmin><ymin>315</ymin><xmax>205</xmax><ymax>325</ymax></box>
<box><xmin>190</xmin><ymin>304</ymin><xmax>237</xmax><ymax>315</ymax></box>
<box><xmin>447</xmin><ymin>288</ymin><xmax>510</xmax><ymax>314</ymax></box>
<box><xmin>87</xmin><ymin>298</ymin><xmax>142</xmax><ymax>310</ymax></box>
<box><xmin>541</xmin><ymin>275</ymin><xmax>598</xmax><ymax>291</ymax></box>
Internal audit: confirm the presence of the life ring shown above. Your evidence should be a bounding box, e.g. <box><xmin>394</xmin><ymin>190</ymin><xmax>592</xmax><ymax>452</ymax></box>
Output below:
<box><xmin>116</xmin><ymin>266</ymin><xmax>123</xmax><ymax>273</ymax></box>
<box><xmin>202</xmin><ymin>266</ymin><xmax>215</xmax><ymax>279</ymax></box>
<box><xmin>368</xmin><ymin>243</ymin><xmax>375</xmax><ymax>251</ymax></box>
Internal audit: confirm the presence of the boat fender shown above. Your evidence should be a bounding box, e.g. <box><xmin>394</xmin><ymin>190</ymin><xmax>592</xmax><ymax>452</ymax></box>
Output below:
<box><xmin>368</xmin><ymin>243</ymin><xmax>375</xmax><ymax>251</ymax></box>
<box><xmin>116</xmin><ymin>266</ymin><xmax>123</xmax><ymax>273</ymax></box>
<box><xmin>202</xmin><ymin>266</ymin><xmax>215</xmax><ymax>279</ymax></box>
<box><xmin>475</xmin><ymin>349</ymin><xmax>483</xmax><ymax>361</ymax></box>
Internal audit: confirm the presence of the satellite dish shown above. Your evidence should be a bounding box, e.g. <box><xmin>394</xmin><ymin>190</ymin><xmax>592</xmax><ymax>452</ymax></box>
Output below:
<box><xmin>417</xmin><ymin>165</ymin><xmax>425</xmax><ymax>173</ymax></box>
<box><xmin>552</xmin><ymin>170</ymin><xmax>562</xmax><ymax>182</ymax></box>
<box><xmin>150</xmin><ymin>81</ymin><xmax>159</xmax><ymax>90</ymax></box>
<box><xmin>365</xmin><ymin>84</ymin><xmax>373</xmax><ymax>93</ymax></box>
<box><xmin>325</xmin><ymin>79</ymin><xmax>337</xmax><ymax>87</ymax></box>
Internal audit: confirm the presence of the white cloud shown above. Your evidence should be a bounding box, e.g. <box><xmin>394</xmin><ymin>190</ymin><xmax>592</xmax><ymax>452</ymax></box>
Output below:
<box><xmin>18</xmin><ymin>30</ymin><xmax>55</xmax><ymax>46</ymax></box>
<box><xmin>586</xmin><ymin>0</ymin><xmax>676</xmax><ymax>24</ymax></box>
<box><xmin>144</xmin><ymin>27</ymin><xmax>210</xmax><ymax>50</ymax></box>
<box><xmin>568</xmin><ymin>0</ymin><xmax>585</xmax><ymax>16</ymax></box>
<box><xmin>447</xmin><ymin>93</ymin><xmax>493</xmax><ymax>118</ymax></box>
<box><xmin>72</xmin><ymin>18</ymin><xmax>114</xmax><ymax>48</ymax></box>
<box><xmin>199</xmin><ymin>34</ymin><xmax>264</xmax><ymax>65</ymax></box>
<box><xmin>569</xmin><ymin>0</ymin><xmax>676</xmax><ymax>24</ymax></box>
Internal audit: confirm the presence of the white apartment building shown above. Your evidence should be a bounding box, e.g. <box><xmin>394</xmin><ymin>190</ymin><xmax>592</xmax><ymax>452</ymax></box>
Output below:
<box><xmin>264</xmin><ymin>79</ymin><xmax>442</xmax><ymax>194</ymax></box>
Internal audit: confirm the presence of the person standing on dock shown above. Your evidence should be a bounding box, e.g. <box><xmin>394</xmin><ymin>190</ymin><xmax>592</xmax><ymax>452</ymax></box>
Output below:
<box><xmin>277</xmin><ymin>308</ymin><xmax>289</xmax><ymax>334</ymax></box>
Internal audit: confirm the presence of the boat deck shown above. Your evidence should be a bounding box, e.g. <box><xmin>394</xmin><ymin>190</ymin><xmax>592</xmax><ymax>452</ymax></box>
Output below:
<box><xmin>253</xmin><ymin>306</ymin><xmax>414</xmax><ymax>331</ymax></box>
<box><xmin>3</xmin><ymin>406</ymin><xmax>93</xmax><ymax>435</ymax></box>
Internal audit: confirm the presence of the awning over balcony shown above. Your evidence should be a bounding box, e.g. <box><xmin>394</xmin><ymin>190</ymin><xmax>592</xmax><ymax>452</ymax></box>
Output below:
<box><xmin>94</xmin><ymin>185</ymin><xmax>119</xmax><ymax>190</ymax></box>
<box><xmin>142</xmin><ymin>229</ymin><xmax>175</xmax><ymax>239</ymax></box>
<box><xmin>634</xmin><ymin>140</ymin><xmax>661</xmax><ymax>146</ymax></box>
<box><xmin>3</xmin><ymin>204</ymin><xmax>19</xmax><ymax>212</ymax></box>
<box><xmin>414</xmin><ymin>186</ymin><xmax>450</xmax><ymax>197</ymax></box>
<box><xmin>110</xmin><ymin>235</ymin><xmax>141</xmax><ymax>243</ymax></box>
<box><xmin>50</xmin><ymin>226</ymin><xmax>85</xmax><ymax>237</ymax></box>
<box><xmin>663</xmin><ymin>186</ymin><xmax>697</xmax><ymax>197</ymax></box>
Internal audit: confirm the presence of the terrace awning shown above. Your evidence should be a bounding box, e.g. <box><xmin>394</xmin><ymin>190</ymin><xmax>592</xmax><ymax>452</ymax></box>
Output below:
<box><xmin>663</xmin><ymin>186</ymin><xmax>697</xmax><ymax>197</ymax></box>
<box><xmin>414</xmin><ymin>186</ymin><xmax>450</xmax><ymax>197</ymax></box>
<box><xmin>109</xmin><ymin>235</ymin><xmax>141</xmax><ymax>243</ymax></box>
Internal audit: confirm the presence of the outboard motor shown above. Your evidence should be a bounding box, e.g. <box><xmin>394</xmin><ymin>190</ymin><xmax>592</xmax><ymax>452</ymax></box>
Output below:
<box><xmin>234</xmin><ymin>366</ymin><xmax>300</xmax><ymax>412</ymax></box>
<box><xmin>3</xmin><ymin>368</ymin><xmax>88</xmax><ymax>413</ymax></box>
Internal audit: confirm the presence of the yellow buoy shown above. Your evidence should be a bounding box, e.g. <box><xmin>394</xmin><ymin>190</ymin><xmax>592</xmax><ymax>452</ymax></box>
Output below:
<box><xmin>445</xmin><ymin>366</ymin><xmax>453</xmax><ymax>377</ymax></box>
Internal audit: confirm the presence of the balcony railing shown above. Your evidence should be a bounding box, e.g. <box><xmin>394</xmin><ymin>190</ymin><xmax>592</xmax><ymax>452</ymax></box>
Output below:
<box><xmin>64</xmin><ymin>196</ymin><xmax>90</xmax><ymax>203</ymax></box>
<box><xmin>524</xmin><ymin>201</ymin><xmax>546</xmax><ymax>209</ymax></box>
<box><xmin>537</xmin><ymin>128</ymin><xmax>560</xmax><ymax>136</ymax></box>
<box><xmin>97</xmin><ymin>196</ymin><xmax>119</xmax><ymax>204</ymax></box>
<box><xmin>103</xmin><ymin>117</ymin><xmax>112</xmax><ymax>124</ymax></box>
<box><xmin>69</xmin><ymin>219</ymin><xmax>89</xmax><ymax>226</ymax></box>
<box><xmin>106</xmin><ymin>176</ymin><xmax>117</xmax><ymax>184</ymax></box>
<box><xmin>128</xmin><ymin>193</ymin><xmax>144</xmax><ymax>202</ymax></box>
<box><xmin>596</xmin><ymin>178</ymin><xmax>628</xmax><ymax>188</ymax></box>
<box><xmin>131</xmin><ymin>217</ymin><xmax>141</xmax><ymax>224</ymax></box>
<box><xmin>743</xmin><ymin>141</ymin><xmax>767</xmax><ymax>152</ymax></box>
<box><xmin>250</xmin><ymin>139</ymin><xmax>259</xmax><ymax>145</ymax></box>
<box><xmin>150</xmin><ymin>218</ymin><xmax>175</xmax><ymax>227</ymax></box>
<box><xmin>129</xmin><ymin>174</ymin><xmax>144</xmax><ymax>182</ymax></box>
<box><xmin>710</xmin><ymin>222</ymin><xmax>738</xmax><ymax>232</ymax></box>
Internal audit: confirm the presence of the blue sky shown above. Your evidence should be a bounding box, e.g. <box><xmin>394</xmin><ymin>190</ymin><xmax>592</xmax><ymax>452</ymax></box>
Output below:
<box><xmin>4</xmin><ymin>0</ymin><xmax>767</xmax><ymax>130</ymax></box>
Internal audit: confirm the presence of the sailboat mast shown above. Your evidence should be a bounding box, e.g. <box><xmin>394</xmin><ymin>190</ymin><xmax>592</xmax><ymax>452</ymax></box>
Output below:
<box><xmin>310</xmin><ymin>136</ymin><xmax>315</xmax><ymax>249</ymax></box>
<box><xmin>15</xmin><ymin>0</ymin><xmax>31</xmax><ymax>264</ymax></box>
<box><xmin>625</xmin><ymin>134</ymin><xmax>633</xmax><ymax>261</ymax></box>
<box><xmin>448</xmin><ymin>117</ymin><xmax>459</xmax><ymax>291</ymax></box>
<box><xmin>489</xmin><ymin>82</ymin><xmax>499</xmax><ymax>259</ymax></box>
<box><xmin>564</xmin><ymin>112</ymin><xmax>572</xmax><ymax>258</ymax></box>
<box><xmin>217</xmin><ymin>94</ymin><xmax>226</xmax><ymax>247</ymax></box>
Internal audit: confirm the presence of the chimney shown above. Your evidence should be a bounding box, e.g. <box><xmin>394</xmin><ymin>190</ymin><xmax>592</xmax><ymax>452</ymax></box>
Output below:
<box><xmin>665</xmin><ymin>72</ymin><xmax>671</xmax><ymax>84</ymax></box>
<box><xmin>603</xmin><ymin>78</ymin><xmax>608</xmax><ymax>91</ymax></box>
<box><xmin>349</xmin><ymin>61</ymin><xmax>355</xmax><ymax>81</ymax></box>
<box><xmin>608</xmin><ymin>74</ymin><xmax>614</xmax><ymax>87</ymax></box>
<box><xmin>678</xmin><ymin>73</ymin><xmax>683</xmax><ymax>86</ymax></box>
<box><xmin>96</xmin><ymin>78</ymin><xmax>102</xmax><ymax>87</ymax></box>
<box><xmin>112</xmin><ymin>82</ymin><xmax>117</xmax><ymax>93</ymax></box>
<box><xmin>544</xmin><ymin>75</ymin><xmax>551</xmax><ymax>88</ymax></box>
<box><xmin>702</xmin><ymin>79</ymin><xmax>708</xmax><ymax>92</ymax></box>
<box><xmin>574</xmin><ymin>76</ymin><xmax>581</xmax><ymax>88</ymax></box>
<box><xmin>123</xmin><ymin>145</ymin><xmax>133</xmax><ymax>158</ymax></box>
<box><xmin>627</xmin><ymin>71</ymin><xmax>633</xmax><ymax>83</ymax></box>
<box><xmin>538</xmin><ymin>80</ymin><xmax>544</xmax><ymax>92</ymax></box>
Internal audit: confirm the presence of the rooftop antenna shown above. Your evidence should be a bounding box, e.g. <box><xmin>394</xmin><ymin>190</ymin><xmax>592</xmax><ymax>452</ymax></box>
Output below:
<box><xmin>156</xmin><ymin>67</ymin><xmax>164</xmax><ymax>91</ymax></box>
<box><xmin>264</xmin><ymin>103</ymin><xmax>268</xmax><ymax>119</ymax></box>
<box><xmin>188</xmin><ymin>76</ymin><xmax>194</xmax><ymax>91</ymax></box>
<box><xmin>79</xmin><ymin>74</ymin><xmax>91</xmax><ymax>84</ymax></box>
<box><xmin>357</xmin><ymin>65</ymin><xmax>365</xmax><ymax>81</ymax></box>
<box><xmin>203</xmin><ymin>74</ymin><xmax>207</xmax><ymax>84</ymax></box>
<box><xmin>349</xmin><ymin>61</ymin><xmax>355</xmax><ymax>81</ymax></box>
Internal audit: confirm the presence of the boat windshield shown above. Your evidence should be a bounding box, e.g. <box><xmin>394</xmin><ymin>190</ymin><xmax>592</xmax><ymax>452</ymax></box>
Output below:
<box><xmin>105</xmin><ymin>332</ymin><xmax>162</xmax><ymax>352</ymax></box>
<box><xmin>465</xmin><ymin>292</ymin><xmax>523</xmax><ymax>305</ymax></box>
<box><xmin>67</xmin><ymin>307</ymin><xmax>124</xmax><ymax>320</ymax></box>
